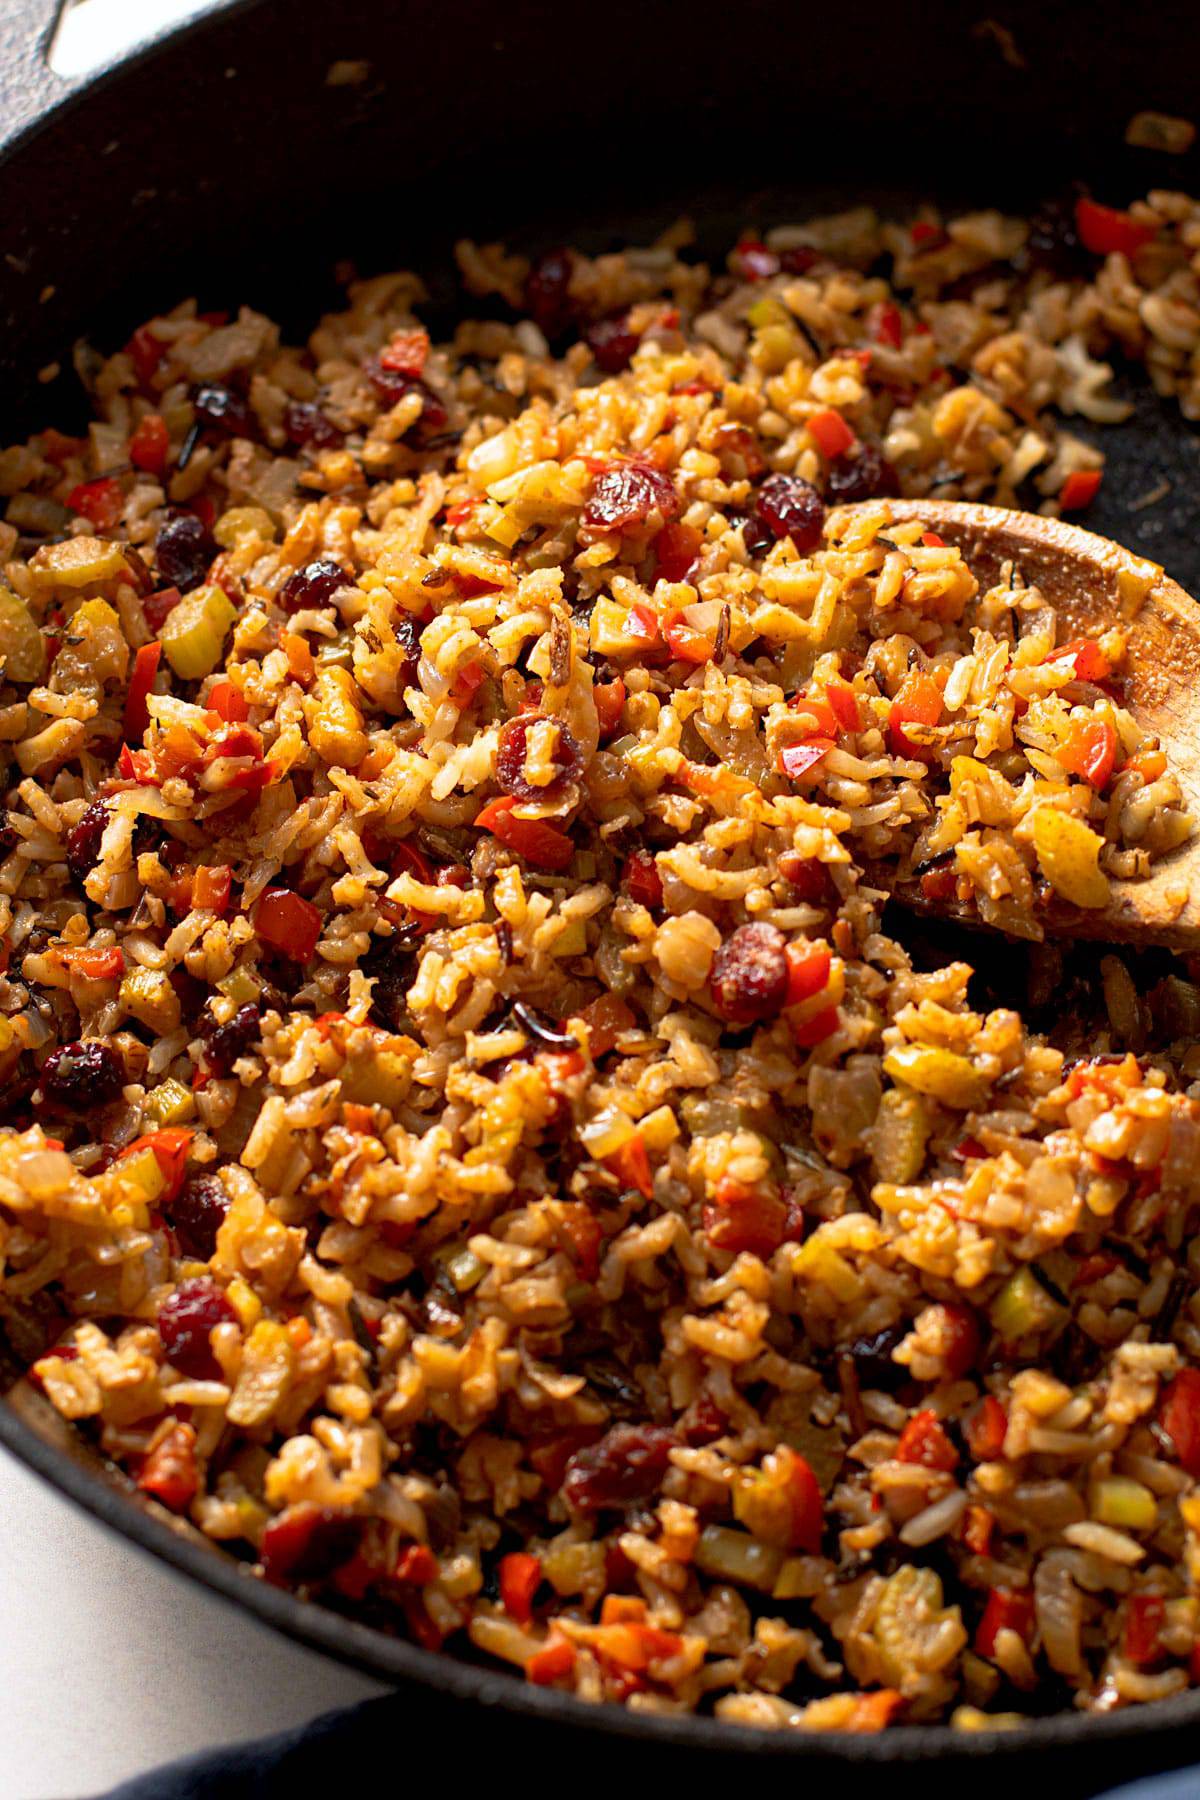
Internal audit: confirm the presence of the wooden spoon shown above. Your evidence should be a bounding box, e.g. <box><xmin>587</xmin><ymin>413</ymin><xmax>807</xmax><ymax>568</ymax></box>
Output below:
<box><xmin>845</xmin><ymin>498</ymin><xmax>1200</xmax><ymax>954</ymax></box>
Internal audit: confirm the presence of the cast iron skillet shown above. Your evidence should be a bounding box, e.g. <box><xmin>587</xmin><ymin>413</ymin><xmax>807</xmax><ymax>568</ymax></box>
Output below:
<box><xmin>2</xmin><ymin>0</ymin><xmax>1200</xmax><ymax>1787</ymax></box>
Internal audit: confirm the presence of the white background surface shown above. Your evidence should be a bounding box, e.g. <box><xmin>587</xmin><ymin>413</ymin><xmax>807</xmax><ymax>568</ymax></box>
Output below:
<box><xmin>6</xmin><ymin>3</ymin><xmax>386</xmax><ymax>1795</ymax></box>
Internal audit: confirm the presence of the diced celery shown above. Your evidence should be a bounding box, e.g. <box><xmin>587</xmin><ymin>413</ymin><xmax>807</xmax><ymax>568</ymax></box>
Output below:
<box><xmin>29</xmin><ymin>535</ymin><xmax>129</xmax><ymax>587</ymax></box>
<box><xmin>637</xmin><ymin>1105</ymin><xmax>680</xmax><ymax>1152</ymax></box>
<box><xmin>990</xmin><ymin>1265</ymin><xmax>1065</xmax><ymax>1341</ymax></box>
<box><xmin>159</xmin><ymin>583</ymin><xmax>237</xmax><ymax>678</ymax></box>
<box><xmin>143</xmin><ymin>1077</ymin><xmax>195</xmax><ymax>1127</ymax></box>
<box><xmin>217</xmin><ymin>966</ymin><xmax>260</xmax><ymax>1006</ymax></box>
<box><xmin>747</xmin><ymin>295</ymin><xmax>791</xmax><ymax>331</ymax></box>
<box><xmin>6</xmin><ymin>493</ymin><xmax>71</xmax><ymax>535</ymax></box>
<box><xmin>119</xmin><ymin>1146</ymin><xmax>165</xmax><ymax>1202</ymax></box>
<box><xmin>694</xmin><ymin>1524</ymin><xmax>784</xmax><ymax>1591</ymax></box>
<box><xmin>883</xmin><ymin>1043</ymin><xmax>988</xmax><ymax>1110</ymax></box>
<box><xmin>554</xmin><ymin>917</ymin><xmax>587</xmax><ymax>956</ymax></box>
<box><xmin>119</xmin><ymin>965</ymin><xmax>182</xmax><ymax>1033</ymax></box>
<box><xmin>773</xmin><ymin>1556</ymin><xmax>819</xmax><ymax>1600</ymax></box>
<box><xmin>440</xmin><ymin>1246</ymin><xmax>486</xmax><ymax>1293</ymax></box>
<box><xmin>0</xmin><ymin>588</ymin><xmax>46</xmax><ymax>683</ymax></box>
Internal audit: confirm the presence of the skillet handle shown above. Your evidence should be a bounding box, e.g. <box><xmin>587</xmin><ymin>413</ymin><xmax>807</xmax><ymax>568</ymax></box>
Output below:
<box><xmin>0</xmin><ymin>0</ymin><xmax>80</xmax><ymax>137</ymax></box>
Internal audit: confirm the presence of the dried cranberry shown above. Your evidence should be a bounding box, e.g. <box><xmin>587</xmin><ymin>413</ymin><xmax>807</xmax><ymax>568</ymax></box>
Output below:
<box><xmin>755</xmin><ymin>473</ymin><xmax>825</xmax><ymax>549</ymax></box>
<box><xmin>495</xmin><ymin>714</ymin><xmax>583</xmax><ymax>802</ymax></box>
<box><xmin>586</xmin><ymin>313</ymin><xmax>639</xmax><ymax>373</ymax></box>
<box><xmin>283</xmin><ymin>401</ymin><xmax>343</xmax><ymax>450</ymax></box>
<box><xmin>680</xmin><ymin>1392</ymin><xmax>729</xmax><ymax>1446</ymax></box>
<box><xmin>157</xmin><ymin>1277</ymin><xmax>238</xmax><ymax>1379</ymax></box>
<box><xmin>733</xmin><ymin>513</ymin><xmax>775</xmax><ymax>559</ymax></box>
<box><xmin>734</xmin><ymin>241</ymin><xmax>780</xmax><ymax>281</ymax></box>
<box><xmin>65</xmin><ymin>800</ymin><xmax>110</xmax><ymax>882</ymax></box>
<box><xmin>40</xmin><ymin>1040</ymin><xmax>125</xmax><ymax>1111</ymax></box>
<box><xmin>169</xmin><ymin>1172</ymin><xmax>230</xmax><ymax>1260</ymax></box>
<box><xmin>525</xmin><ymin>247</ymin><xmax>577</xmax><ymax>340</ymax></box>
<box><xmin>561</xmin><ymin>1423</ymin><xmax>677</xmax><ymax>1514</ymax></box>
<box><xmin>709</xmin><ymin>922</ymin><xmax>789</xmax><ymax>1025</ymax></box>
<box><xmin>260</xmin><ymin>1502</ymin><xmax>362</xmax><ymax>1585</ymax></box>
<box><xmin>193</xmin><ymin>383</ymin><xmax>255</xmax><ymax>439</ymax></box>
<box><xmin>155</xmin><ymin>511</ymin><xmax>215</xmax><ymax>594</ymax></box>
<box><xmin>279</xmin><ymin>559</ymin><xmax>346</xmax><ymax>611</ymax></box>
<box><xmin>394</xmin><ymin>614</ymin><xmax>421</xmax><ymax>684</ymax></box>
<box><xmin>824</xmin><ymin>443</ymin><xmax>899</xmax><ymax>504</ymax></box>
<box><xmin>779</xmin><ymin>246</ymin><xmax>819</xmax><ymax>275</ymax></box>
<box><xmin>1024</xmin><ymin>194</ymin><xmax>1086</xmax><ymax>278</ymax></box>
<box><xmin>582</xmin><ymin>463</ymin><xmax>680</xmax><ymax>533</ymax></box>
<box><xmin>364</xmin><ymin>361</ymin><xmax>449</xmax><ymax>438</ymax></box>
<box><xmin>200</xmin><ymin>1002</ymin><xmax>260</xmax><ymax>1075</ymax></box>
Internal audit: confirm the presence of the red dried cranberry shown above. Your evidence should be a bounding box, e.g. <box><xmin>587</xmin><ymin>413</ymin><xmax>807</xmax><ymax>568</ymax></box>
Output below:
<box><xmin>279</xmin><ymin>559</ymin><xmax>346</xmax><ymax>611</ymax></box>
<box><xmin>364</xmin><ymin>361</ymin><xmax>449</xmax><ymax>436</ymax></box>
<box><xmin>157</xmin><ymin>1277</ymin><xmax>238</xmax><ymax>1379</ymax></box>
<box><xmin>561</xmin><ymin>1423</ymin><xmax>677</xmax><ymax>1514</ymax></box>
<box><xmin>525</xmin><ymin>247</ymin><xmax>577</xmax><ymax>340</ymax></box>
<box><xmin>680</xmin><ymin>1392</ymin><xmax>729</xmax><ymax>1446</ymax></box>
<box><xmin>283</xmin><ymin>401</ymin><xmax>343</xmax><ymax>450</ymax></box>
<box><xmin>40</xmin><ymin>1040</ymin><xmax>126</xmax><ymax>1111</ymax></box>
<box><xmin>735</xmin><ymin>241</ymin><xmax>780</xmax><ymax>281</ymax></box>
<box><xmin>260</xmin><ymin>1503</ymin><xmax>362</xmax><ymax>1585</ymax></box>
<box><xmin>193</xmin><ymin>383</ymin><xmax>256</xmax><ymax>439</ymax></box>
<box><xmin>779</xmin><ymin>246</ymin><xmax>818</xmax><ymax>274</ymax></box>
<box><xmin>169</xmin><ymin>1172</ymin><xmax>230</xmax><ymax>1260</ymax></box>
<box><xmin>495</xmin><ymin>714</ymin><xmax>583</xmax><ymax>802</ymax></box>
<box><xmin>845</xmin><ymin>1325</ymin><xmax>908</xmax><ymax>1392</ymax></box>
<box><xmin>200</xmin><ymin>1002</ymin><xmax>261</xmax><ymax>1075</ymax></box>
<box><xmin>755</xmin><ymin>473</ymin><xmax>825</xmax><ymax>549</ymax></box>
<box><xmin>586</xmin><ymin>313</ymin><xmax>639</xmax><ymax>373</ymax></box>
<box><xmin>709</xmin><ymin>922</ymin><xmax>789</xmax><ymax>1024</ymax></box>
<box><xmin>394</xmin><ymin>614</ymin><xmax>421</xmax><ymax>684</ymax></box>
<box><xmin>733</xmin><ymin>513</ymin><xmax>775</xmax><ymax>559</ymax></box>
<box><xmin>1024</xmin><ymin>194</ymin><xmax>1087</xmax><ymax>278</ymax></box>
<box><xmin>582</xmin><ymin>463</ymin><xmax>680</xmax><ymax>533</ymax></box>
<box><xmin>65</xmin><ymin>800</ymin><xmax>111</xmax><ymax>882</ymax></box>
<box><xmin>825</xmin><ymin>443</ymin><xmax>899</xmax><ymax>504</ymax></box>
<box><xmin>155</xmin><ymin>511</ymin><xmax>215</xmax><ymax>594</ymax></box>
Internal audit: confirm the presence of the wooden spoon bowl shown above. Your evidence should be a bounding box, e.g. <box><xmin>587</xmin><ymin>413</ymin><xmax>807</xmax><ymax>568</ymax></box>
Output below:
<box><xmin>849</xmin><ymin>499</ymin><xmax>1200</xmax><ymax>954</ymax></box>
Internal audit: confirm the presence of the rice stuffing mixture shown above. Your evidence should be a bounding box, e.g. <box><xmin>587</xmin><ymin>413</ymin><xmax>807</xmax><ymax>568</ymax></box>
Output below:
<box><xmin>5</xmin><ymin>189</ymin><xmax>1200</xmax><ymax>1733</ymax></box>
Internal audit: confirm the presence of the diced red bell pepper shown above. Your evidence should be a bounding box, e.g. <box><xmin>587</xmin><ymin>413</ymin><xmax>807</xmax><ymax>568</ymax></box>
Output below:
<box><xmin>474</xmin><ymin>795</ymin><xmax>574</xmax><ymax>872</ymax></box>
<box><xmin>40</xmin><ymin>427</ymin><xmax>87</xmax><ymax>465</ymax></box>
<box><xmin>554</xmin><ymin>1202</ymin><xmax>603</xmax><ymax>1281</ymax></box>
<box><xmin>525</xmin><ymin>1634</ymin><xmax>576</xmax><ymax>1685</ymax></box>
<box><xmin>655</xmin><ymin>520</ymin><xmax>703</xmax><ymax>583</ymax></box>
<box><xmin>790</xmin><ymin>688</ymin><xmax>840</xmax><ymax>737</ymax></box>
<box><xmin>703</xmin><ymin>1175</ymin><xmax>788</xmax><ymax>1259</ymax></box>
<box><xmin>1125</xmin><ymin>1593</ymin><xmax>1166</xmax><ymax>1667</ymax></box>
<box><xmin>192</xmin><ymin>864</ymin><xmax>232</xmax><ymax>914</ymax></box>
<box><xmin>123</xmin><ymin>641</ymin><xmax>162</xmax><ymax>741</ymax></box>
<box><xmin>593</xmin><ymin>675</ymin><xmax>626</xmax><ymax>737</ymax></box>
<box><xmin>126</xmin><ymin>324</ymin><xmax>166</xmax><ymax>387</ymax></box>
<box><xmin>448</xmin><ymin>660</ymin><xmax>485</xmax><ymax>707</ymax></box>
<box><xmin>920</xmin><ymin>864</ymin><xmax>957</xmax><ymax>902</ymax></box>
<box><xmin>871</xmin><ymin>302</ymin><xmax>904</xmax><ymax>349</ymax></box>
<box><xmin>663</xmin><ymin>610</ymin><xmax>713</xmax><ymax>664</ymax></box>
<box><xmin>628</xmin><ymin>600</ymin><xmax>661</xmax><ymax>645</ymax></box>
<box><xmin>808</xmin><ymin>409</ymin><xmax>856</xmax><ymax>458</ymax></box>
<box><xmin>137</xmin><ymin>1422</ymin><xmax>198</xmax><ymax>1512</ymax></box>
<box><xmin>207</xmin><ymin>680</ymin><xmax>249</xmax><ymax>722</ymax></box>
<box><xmin>962</xmin><ymin>1504</ymin><xmax>995</xmax><ymax>1556</ymax></box>
<box><xmin>118</xmin><ymin>743</ymin><xmax>158</xmax><ymax>785</ymax></box>
<box><xmin>895</xmin><ymin>1409</ymin><xmax>958</xmax><ymax>1471</ymax></box>
<box><xmin>760</xmin><ymin>1445</ymin><xmax>825</xmax><ymax>1553</ymax></box>
<box><xmin>1160</xmin><ymin>1367</ymin><xmax>1200</xmax><ymax>1477</ymax></box>
<box><xmin>888</xmin><ymin>669</ymin><xmax>944</xmax><ymax>759</ymax></box>
<box><xmin>572</xmin><ymin>992</ymin><xmax>635</xmax><ymax>1059</ymax></box>
<box><xmin>910</xmin><ymin>221</ymin><xmax>945</xmax><ymax>247</ymax></box>
<box><xmin>964</xmin><ymin>1394</ymin><xmax>1008</xmax><ymax>1461</ymax></box>
<box><xmin>846</xmin><ymin>1691</ymin><xmax>904</xmax><ymax>1732</ymax></box>
<box><xmin>67</xmin><ymin>476</ymin><xmax>123</xmax><ymax>531</ymax></box>
<box><xmin>605</xmin><ymin>1131</ymin><xmax>654</xmax><ymax>1199</ymax></box>
<box><xmin>922</xmin><ymin>531</ymin><xmax>945</xmax><ymax>548</ymax></box>
<box><xmin>256</xmin><ymin>887</ymin><xmax>323</xmax><ymax>961</ymax></box>
<box><xmin>379</xmin><ymin>328</ymin><xmax>429</xmax><ymax>374</ymax></box>
<box><xmin>499</xmin><ymin>1551</ymin><xmax>542</xmax><ymax>1625</ymax></box>
<box><xmin>66</xmin><ymin>945</ymin><xmax>125</xmax><ymax>981</ymax></box>
<box><xmin>784</xmin><ymin>938</ymin><xmax>832</xmax><ymax>1007</ymax></box>
<box><xmin>975</xmin><ymin>1587</ymin><xmax>1035</xmax><ymax>1658</ymax></box>
<box><xmin>930</xmin><ymin>1303</ymin><xmax>981</xmax><ymax>1379</ymax></box>
<box><xmin>790</xmin><ymin>1005</ymin><xmax>839</xmax><ymax>1048</ymax></box>
<box><xmin>1075</xmin><ymin>197</ymin><xmax>1156</xmax><ymax>259</ymax></box>
<box><xmin>823</xmin><ymin>675</ymin><xmax>860</xmax><ymax>732</ymax></box>
<box><xmin>624</xmin><ymin>850</ymin><xmax>663</xmax><ymax>910</ymax></box>
<box><xmin>391</xmin><ymin>837</ymin><xmax>437</xmax><ymax>886</ymax></box>
<box><xmin>734</xmin><ymin>239</ymin><xmax>780</xmax><ymax>281</ymax></box>
<box><xmin>780</xmin><ymin>737</ymin><xmax>834</xmax><ymax>781</ymax></box>
<box><xmin>129</xmin><ymin>413</ymin><xmax>169</xmax><ymax>478</ymax></box>
<box><xmin>1057</xmin><ymin>717</ymin><xmax>1118</xmax><ymax>789</ymax></box>
<box><xmin>1059</xmin><ymin>469</ymin><xmax>1103</xmax><ymax>512</ymax></box>
<box><xmin>1054</xmin><ymin>636</ymin><xmax>1113</xmax><ymax>684</ymax></box>
<box><xmin>395</xmin><ymin>1543</ymin><xmax>439</xmax><ymax>1585</ymax></box>
<box><xmin>777</xmin><ymin>852</ymin><xmax>831</xmax><ymax>901</ymax></box>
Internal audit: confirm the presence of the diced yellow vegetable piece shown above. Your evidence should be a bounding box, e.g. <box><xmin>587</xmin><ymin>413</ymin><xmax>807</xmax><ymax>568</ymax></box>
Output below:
<box><xmin>747</xmin><ymin>295</ymin><xmax>791</xmax><ymax>331</ymax></box>
<box><xmin>119</xmin><ymin>965</ymin><xmax>182</xmax><ymax>1033</ymax></box>
<box><xmin>1091</xmin><ymin>1477</ymin><xmax>1157</xmax><ymax>1532</ymax></box>
<box><xmin>883</xmin><ymin>1043</ymin><xmax>988</xmax><ymax>1110</ymax></box>
<box><xmin>159</xmin><ymin>583</ymin><xmax>238</xmax><ymax>679</ymax></box>
<box><xmin>590</xmin><ymin>596</ymin><xmax>640</xmax><ymax>657</ymax></box>
<box><xmin>554</xmin><ymin>917</ymin><xmax>587</xmax><ymax>956</ymax></box>
<box><xmin>791</xmin><ymin>1233</ymin><xmax>863</xmax><ymax>1304</ymax></box>
<box><xmin>218</xmin><ymin>966</ymin><xmax>260</xmax><ymax>1006</ymax></box>
<box><xmin>773</xmin><ymin>1556</ymin><xmax>820</xmax><ymax>1600</ymax></box>
<box><xmin>28</xmin><ymin>535</ymin><xmax>130</xmax><ymax>588</ymax></box>
<box><xmin>870</xmin><ymin>1086</ymin><xmax>930</xmax><ymax>1182</ymax></box>
<box><xmin>579</xmin><ymin>1107</ymin><xmax>635</xmax><ymax>1159</ymax></box>
<box><xmin>213</xmin><ymin>506</ymin><xmax>275</xmax><ymax>548</ymax></box>
<box><xmin>637</xmin><ymin>1105</ymin><xmax>680</xmax><ymax>1153</ymax></box>
<box><xmin>0</xmin><ymin>588</ymin><xmax>46</xmax><ymax>682</ymax></box>
<box><xmin>440</xmin><ymin>1246</ymin><xmax>486</xmax><ymax>1293</ymax></box>
<box><xmin>118</xmin><ymin>1146</ymin><xmax>165</xmax><ymax>1203</ymax></box>
<box><xmin>226</xmin><ymin>1275</ymin><xmax>262</xmax><ymax>1328</ymax></box>
<box><xmin>339</xmin><ymin>1046</ymin><xmax>411</xmax><ymax>1106</ymax></box>
<box><xmin>1031</xmin><ymin>807</ymin><xmax>1110</xmax><ymax>909</ymax></box>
